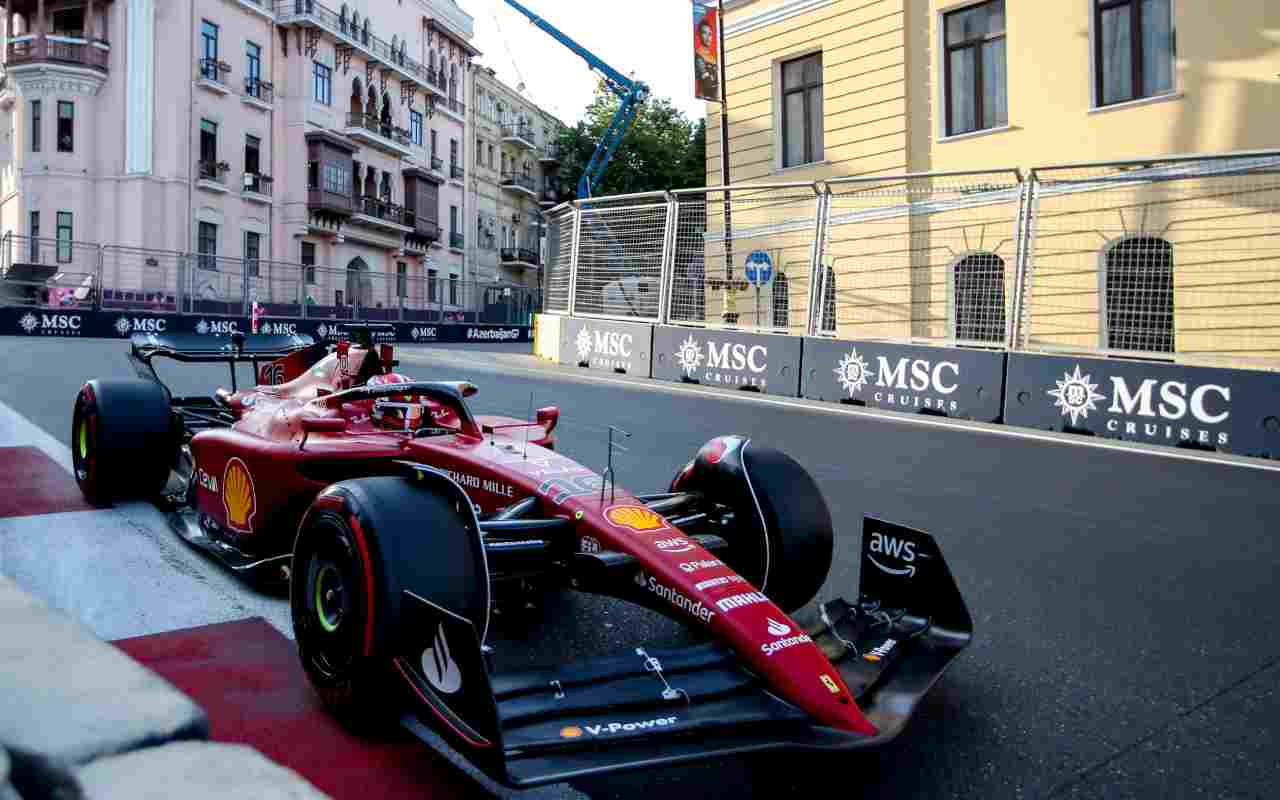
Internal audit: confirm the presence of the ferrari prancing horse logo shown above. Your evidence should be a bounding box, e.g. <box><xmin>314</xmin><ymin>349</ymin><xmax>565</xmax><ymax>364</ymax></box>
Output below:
<box><xmin>222</xmin><ymin>457</ymin><xmax>258</xmax><ymax>533</ymax></box>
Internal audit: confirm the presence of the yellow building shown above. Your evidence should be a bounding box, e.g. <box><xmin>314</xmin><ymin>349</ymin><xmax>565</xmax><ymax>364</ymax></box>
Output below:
<box><xmin>701</xmin><ymin>0</ymin><xmax>1280</xmax><ymax>365</ymax></box>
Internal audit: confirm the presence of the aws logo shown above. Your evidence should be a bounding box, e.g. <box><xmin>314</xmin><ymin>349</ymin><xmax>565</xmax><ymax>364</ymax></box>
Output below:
<box><xmin>867</xmin><ymin>531</ymin><xmax>917</xmax><ymax>577</ymax></box>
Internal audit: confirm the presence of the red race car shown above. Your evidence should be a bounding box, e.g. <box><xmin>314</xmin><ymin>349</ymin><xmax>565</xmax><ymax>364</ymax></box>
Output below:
<box><xmin>71</xmin><ymin>324</ymin><xmax>973</xmax><ymax>788</ymax></box>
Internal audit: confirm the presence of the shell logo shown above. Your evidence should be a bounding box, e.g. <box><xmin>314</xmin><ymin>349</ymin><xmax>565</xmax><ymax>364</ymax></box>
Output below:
<box><xmin>559</xmin><ymin>726</ymin><xmax>583</xmax><ymax>739</ymax></box>
<box><xmin>222</xmin><ymin>457</ymin><xmax>258</xmax><ymax>533</ymax></box>
<box><xmin>604</xmin><ymin>504</ymin><xmax>668</xmax><ymax>533</ymax></box>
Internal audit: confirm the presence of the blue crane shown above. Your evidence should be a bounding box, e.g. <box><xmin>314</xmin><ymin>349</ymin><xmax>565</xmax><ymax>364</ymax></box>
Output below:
<box><xmin>502</xmin><ymin>0</ymin><xmax>650</xmax><ymax>199</ymax></box>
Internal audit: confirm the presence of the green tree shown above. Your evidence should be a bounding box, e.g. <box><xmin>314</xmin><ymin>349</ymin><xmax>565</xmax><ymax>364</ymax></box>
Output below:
<box><xmin>556</xmin><ymin>85</ymin><xmax>706</xmax><ymax>198</ymax></box>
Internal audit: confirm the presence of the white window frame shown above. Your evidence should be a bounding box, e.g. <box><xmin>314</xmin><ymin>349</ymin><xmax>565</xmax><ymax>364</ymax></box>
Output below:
<box><xmin>1086</xmin><ymin>0</ymin><xmax>1180</xmax><ymax>112</ymax></box>
<box><xmin>934</xmin><ymin>0</ymin><xmax>1013</xmax><ymax>143</ymax></box>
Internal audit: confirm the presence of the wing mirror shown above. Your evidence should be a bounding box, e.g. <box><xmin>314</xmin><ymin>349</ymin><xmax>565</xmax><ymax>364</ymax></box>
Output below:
<box><xmin>536</xmin><ymin>406</ymin><xmax>559</xmax><ymax>434</ymax></box>
<box><xmin>300</xmin><ymin>415</ymin><xmax>347</xmax><ymax>450</ymax></box>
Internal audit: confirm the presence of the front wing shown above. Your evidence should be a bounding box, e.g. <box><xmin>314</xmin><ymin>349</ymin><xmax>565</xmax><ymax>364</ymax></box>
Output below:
<box><xmin>392</xmin><ymin>518</ymin><xmax>973</xmax><ymax>788</ymax></box>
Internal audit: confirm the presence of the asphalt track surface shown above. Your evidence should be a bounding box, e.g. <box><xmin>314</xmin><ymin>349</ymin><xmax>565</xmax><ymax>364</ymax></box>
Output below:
<box><xmin>2</xmin><ymin>337</ymin><xmax>1279</xmax><ymax>799</ymax></box>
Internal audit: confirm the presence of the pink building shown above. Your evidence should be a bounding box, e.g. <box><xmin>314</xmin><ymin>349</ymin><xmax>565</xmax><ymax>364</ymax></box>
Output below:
<box><xmin>0</xmin><ymin>0</ymin><xmax>481</xmax><ymax>321</ymax></box>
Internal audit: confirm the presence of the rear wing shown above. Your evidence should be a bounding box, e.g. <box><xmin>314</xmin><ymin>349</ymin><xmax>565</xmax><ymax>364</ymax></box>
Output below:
<box><xmin>128</xmin><ymin>331</ymin><xmax>322</xmax><ymax>395</ymax></box>
<box><xmin>130</xmin><ymin>331</ymin><xmax>317</xmax><ymax>363</ymax></box>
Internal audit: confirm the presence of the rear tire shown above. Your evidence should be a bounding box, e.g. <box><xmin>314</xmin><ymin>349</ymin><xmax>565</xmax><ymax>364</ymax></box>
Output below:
<box><xmin>71</xmin><ymin>379</ymin><xmax>174</xmax><ymax>506</ymax></box>
<box><xmin>672</xmin><ymin>437</ymin><xmax>834</xmax><ymax>612</ymax></box>
<box><xmin>291</xmin><ymin>477</ymin><xmax>488</xmax><ymax>730</ymax></box>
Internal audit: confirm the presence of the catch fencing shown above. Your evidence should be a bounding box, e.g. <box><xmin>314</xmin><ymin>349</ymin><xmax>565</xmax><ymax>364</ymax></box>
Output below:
<box><xmin>541</xmin><ymin>148</ymin><xmax>1280</xmax><ymax>370</ymax></box>
<box><xmin>0</xmin><ymin>234</ymin><xmax>539</xmax><ymax>326</ymax></box>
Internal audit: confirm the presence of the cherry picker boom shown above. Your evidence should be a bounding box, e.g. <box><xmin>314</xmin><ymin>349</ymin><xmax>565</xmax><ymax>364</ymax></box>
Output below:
<box><xmin>502</xmin><ymin>0</ymin><xmax>650</xmax><ymax>199</ymax></box>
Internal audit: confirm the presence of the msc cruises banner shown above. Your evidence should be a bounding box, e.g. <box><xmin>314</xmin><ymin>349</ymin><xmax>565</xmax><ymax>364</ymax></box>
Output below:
<box><xmin>0</xmin><ymin>307</ymin><xmax>530</xmax><ymax>345</ymax></box>
<box><xmin>1003</xmin><ymin>352</ymin><xmax>1280</xmax><ymax>459</ymax></box>
<box><xmin>693</xmin><ymin>2</ymin><xmax>720</xmax><ymax>102</ymax></box>
<box><xmin>560</xmin><ymin>317</ymin><xmax>655</xmax><ymax>376</ymax></box>
<box><xmin>651</xmin><ymin>325</ymin><xmax>803</xmax><ymax>397</ymax></box>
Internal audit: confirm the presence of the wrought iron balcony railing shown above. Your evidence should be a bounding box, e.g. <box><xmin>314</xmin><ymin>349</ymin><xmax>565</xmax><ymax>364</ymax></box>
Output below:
<box><xmin>198</xmin><ymin>57</ymin><xmax>231</xmax><ymax>84</ymax></box>
<box><xmin>500</xmin><ymin>172</ymin><xmax>537</xmax><ymax>193</ymax></box>
<box><xmin>500</xmin><ymin>247</ymin><xmax>541</xmax><ymax>266</ymax></box>
<box><xmin>346</xmin><ymin>113</ymin><xmax>411</xmax><ymax>147</ymax></box>
<box><xmin>449</xmin><ymin>232</ymin><xmax>464</xmax><ymax>249</ymax></box>
<box><xmin>450</xmin><ymin>163</ymin><xmax>464</xmax><ymax>181</ymax></box>
<box><xmin>244</xmin><ymin>78</ymin><xmax>274</xmax><ymax>103</ymax></box>
<box><xmin>243</xmin><ymin>173</ymin><xmax>274</xmax><ymax>195</ymax></box>
<box><xmin>198</xmin><ymin>160</ymin><xmax>229</xmax><ymax>183</ymax></box>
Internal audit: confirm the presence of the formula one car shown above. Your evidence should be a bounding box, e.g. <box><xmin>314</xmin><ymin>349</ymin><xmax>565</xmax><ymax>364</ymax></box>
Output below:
<box><xmin>70</xmin><ymin>324</ymin><xmax>558</xmax><ymax>582</ymax></box>
<box><xmin>71</xmin><ymin>324</ymin><xmax>974</xmax><ymax>788</ymax></box>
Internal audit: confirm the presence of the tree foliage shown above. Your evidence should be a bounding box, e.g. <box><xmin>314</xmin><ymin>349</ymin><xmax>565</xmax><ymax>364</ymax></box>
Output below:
<box><xmin>556</xmin><ymin>85</ymin><xmax>707</xmax><ymax>198</ymax></box>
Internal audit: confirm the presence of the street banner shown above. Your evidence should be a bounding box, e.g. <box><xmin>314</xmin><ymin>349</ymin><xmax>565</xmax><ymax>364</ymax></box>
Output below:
<box><xmin>652</xmin><ymin>325</ymin><xmax>802</xmax><ymax>396</ymax></box>
<box><xmin>693</xmin><ymin>2</ymin><xmax>720</xmax><ymax>102</ymax></box>
<box><xmin>561</xmin><ymin>317</ymin><xmax>654</xmax><ymax>376</ymax></box>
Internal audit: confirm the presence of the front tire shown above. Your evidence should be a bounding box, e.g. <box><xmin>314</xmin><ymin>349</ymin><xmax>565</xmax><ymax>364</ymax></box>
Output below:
<box><xmin>72</xmin><ymin>379</ymin><xmax>174</xmax><ymax>506</ymax></box>
<box><xmin>672</xmin><ymin>437</ymin><xmax>834</xmax><ymax>612</ymax></box>
<box><xmin>291</xmin><ymin>477</ymin><xmax>489</xmax><ymax>729</ymax></box>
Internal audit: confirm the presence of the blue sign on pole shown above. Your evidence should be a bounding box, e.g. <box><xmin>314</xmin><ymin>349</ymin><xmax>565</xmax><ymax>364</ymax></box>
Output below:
<box><xmin>744</xmin><ymin>250</ymin><xmax>773</xmax><ymax>286</ymax></box>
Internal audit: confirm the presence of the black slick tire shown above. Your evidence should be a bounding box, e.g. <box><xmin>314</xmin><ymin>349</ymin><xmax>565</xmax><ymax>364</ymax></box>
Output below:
<box><xmin>71</xmin><ymin>378</ymin><xmax>174</xmax><ymax>506</ymax></box>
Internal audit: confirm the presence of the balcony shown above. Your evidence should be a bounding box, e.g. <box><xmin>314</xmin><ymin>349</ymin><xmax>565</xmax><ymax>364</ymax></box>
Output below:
<box><xmin>501</xmin><ymin>122</ymin><xmax>536</xmax><ymax>150</ymax></box>
<box><xmin>500</xmin><ymin>171</ymin><xmax>537</xmax><ymax>199</ymax></box>
<box><xmin>437</xmin><ymin>96</ymin><xmax>466</xmax><ymax>120</ymax></box>
<box><xmin>5</xmin><ymin>33</ymin><xmax>110</xmax><ymax>75</ymax></box>
<box><xmin>273</xmin><ymin>0</ymin><xmax>454</xmax><ymax>97</ymax></box>
<box><xmin>538</xmin><ymin>143</ymin><xmax>562</xmax><ymax>164</ymax></box>
<box><xmin>428</xmin><ymin>155</ymin><xmax>446</xmax><ymax>179</ymax></box>
<box><xmin>197</xmin><ymin>160</ymin><xmax>231</xmax><ymax>193</ymax></box>
<box><xmin>343</xmin><ymin>113</ymin><xmax>413</xmax><ymax>157</ymax></box>
<box><xmin>500</xmin><ymin>247</ymin><xmax>540</xmax><ymax>268</ymax></box>
<box><xmin>351</xmin><ymin>195</ymin><xmax>412</xmax><ymax>233</ymax></box>
<box><xmin>403</xmin><ymin>212</ymin><xmax>441</xmax><ymax>250</ymax></box>
<box><xmin>242</xmin><ymin>173</ymin><xmax>273</xmax><ymax>202</ymax></box>
<box><xmin>449</xmin><ymin>232</ymin><xmax>464</xmax><ymax>251</ymax></box>
<box><xmin>196</xmin><ymin>58</ymin><xmax>232</xmax><ymax>94</ymax></box>
<box><xmin>450</xmin><ymin>163</ymin><xmax>464</xmax><ymax>182</ymax></box>
<box><xmin>243</xmin><ymin>77</ymin><xmax>274</xmax><ymax>109</ymax></box>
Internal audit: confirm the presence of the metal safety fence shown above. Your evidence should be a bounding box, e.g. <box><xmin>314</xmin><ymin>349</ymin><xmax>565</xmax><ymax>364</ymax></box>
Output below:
<box><xmin>0</xmin><ymin>233</ymin><xmax>539</xmax><ymax>326</ymax></box>
<box><xmin>540</xmin><ymin>148</ymin><xmax>1280</xmax><ymax>370</ymax></box>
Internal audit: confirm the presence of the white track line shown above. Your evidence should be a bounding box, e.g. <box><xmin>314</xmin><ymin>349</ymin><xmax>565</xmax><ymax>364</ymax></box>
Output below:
<box><xmin>399</xmin><ymin>349</ymin><xmax>1280</xmax><ymax>475</ymax></box>
<box><xmin>0</xmin><ymin>397</ymin><xmax>72</xmax><ymax>473</ymax></box>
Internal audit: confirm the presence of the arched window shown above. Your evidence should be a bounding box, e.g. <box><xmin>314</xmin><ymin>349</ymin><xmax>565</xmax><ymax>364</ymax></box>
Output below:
<box><xmin>771</xmin><ymin>273</ymin><xmax>789</xmax><ymax>328</ymax></box>
<box><xmin>820</xmin><ymin>266</ymin><xmax>837</xmax><ymax>333</ymax></box>
<box><xmin>350</xmin><ymin>10</ymin><xmax>359</xmax><ymax>32</ymax></box>
<box><xmin>379</xmin><ymin>171</ymin><xmax>391</xmax><ymax>202</ymax></box>
<box><xmin>347</xmin><ymin>257</ymin><xmax>370</xmax><ymax>309</ymax></box>
<box><xmin>399</xmin><ymin>40</ymin><xmax>407</xmax><ymax>65</ymax></box>
<box><xmin>365</xmin><ymin>83</ymin><xmax>377</xmax><ymax>117</ymax></box>
<box><xmin>390</xmin><ymin>35</ymin><xmax>398</xmax><ymax>55</ymax></box>
<box><xmin>361</xmin><ymin>18</ymin><xmax>370</xmax><ymax>46</ymax></box>
<box><xmin>429</xmin><ymin>49</ymin><xmax>436</xmax><ymax>72</ymax></box>
<box><xmin>380</xmin><ymin>92</ymin><xmax>392</xmax><ymax>136</ymax></box>
<box><xmin>349</xmin><ymin>77</ymin><xmax>363</xmax><ymax>117</ymax></box>
<box><xmin>953</xmin><ymin>252</ymin><xmax>1006</xmax><ymax>343</ymax></box>
<box><xmin>339</xmin><ymin>4</ymin><xmax>348</xmax><ymax>33</ymax></box>
<box><xmin>1104</xmin><ymin>237</ymin><xmax>1174</xmax><ymax>353</ymax></box>
<box><xmin>449</xmin><ymin>64</ymin><xmax>458</xmax><ymax>98</ymax></box>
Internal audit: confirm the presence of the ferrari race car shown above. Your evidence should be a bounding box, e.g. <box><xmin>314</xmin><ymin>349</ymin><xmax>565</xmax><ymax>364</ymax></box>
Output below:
<box><xmin>71</xmin><ymin>324</ymin><xmax>973</xmax><ymax>788</ymax></box>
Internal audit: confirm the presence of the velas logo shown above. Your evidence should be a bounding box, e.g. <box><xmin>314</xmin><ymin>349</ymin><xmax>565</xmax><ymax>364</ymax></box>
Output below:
<box><xmin>221</xmin><ymin>457</ymin><xmax>257</xmax><ymax>533</ymax></box>
<box><xmin>868</xmin><ymin>531</ymin><xmax>917</xmax><ymax>577</ymax></box>
<box><xmin>19</xmin><ymin>312</ymin><xmax>83</xmax><ymax>336</ymax></box>
<box><xmin>195</xmin><ymin>319</ymin><xmax>239</xmax><ymax>335</ymax></box>
<box><xmin>675</xmin><ymin>334</ymin><xmax>769</xmax><ymax>387</ymax></box>
<box><xmin>559</xmin><ymin>716</ymin><xmax>679</xmax><ymax>738</ymax></box>
<box><xmin>421</xmin><ymin>623</ymin><xmax>462</xmax><ymax>694</ymax></box>
<box><xmin>112</xmin><ymin>316</ymin><xmax>169</xmax><ymax>337</ymax></box>
<box><xmin>835</xmin><ymin>347</ymin><xmax>960</xmax><ymax>413</ymax></box>
<box><xmin>1047</xmin><ymin>363</ymin><xmax>1232</xmax><ymax>446</ymax></box>
<box><xmin>605</xmin><ymin>504</ymin><xmax>669</xmax><ymax>533</ymax></box>
<box><xmin>636</xmin><ymin>571</ymin><xmax>716</xmax><ymax>623</ymax></box>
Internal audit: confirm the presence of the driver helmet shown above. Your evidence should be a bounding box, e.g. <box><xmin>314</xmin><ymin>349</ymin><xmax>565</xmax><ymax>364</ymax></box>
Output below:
<box><xmin>366</xmin><ymin>372</ymin><xmax>424</xmax><ymax>430</ymax></box>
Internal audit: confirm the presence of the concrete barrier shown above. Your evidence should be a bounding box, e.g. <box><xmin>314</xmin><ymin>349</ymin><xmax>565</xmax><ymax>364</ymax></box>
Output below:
<box><xmin>651</xmin><ymin>325</ymin><xmax>803</xmax><ymax>396</ymax></box>
<box><xmin>533</xmin><ymin>312</ymin><xmax>563</xmax><ymax>361</ymax></box>
<box><xmin>559</xmin><ymin>317</ymin><xmax>655</xmax><ymax>376</ymax></box>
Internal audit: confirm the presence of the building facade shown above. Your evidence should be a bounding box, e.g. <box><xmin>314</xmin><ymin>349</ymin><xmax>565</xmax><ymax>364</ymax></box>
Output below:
<box><xmin>468</xmin><ymin>65</ymin><xmax>564</xmax><ymax>293</ymax></box>
<box><xmin>0</xmin><ymin>0</ymin><xmax>485</xmax><ymax>321</ymax></box>
<box><xmin>701</xmin><ymin>0</ymin><xmax>1280</xmax><ymax>362</ymax></box>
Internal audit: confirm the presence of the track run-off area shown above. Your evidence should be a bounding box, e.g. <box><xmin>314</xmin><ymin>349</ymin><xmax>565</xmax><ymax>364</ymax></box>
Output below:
<box><xmin>2</xmin><ymin>337</ymin><xmax>1278</xmax><ymax>799</ymax></box>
